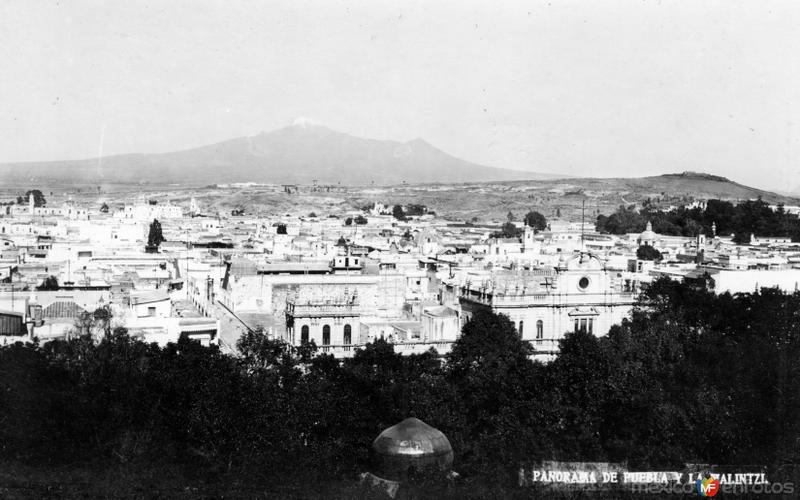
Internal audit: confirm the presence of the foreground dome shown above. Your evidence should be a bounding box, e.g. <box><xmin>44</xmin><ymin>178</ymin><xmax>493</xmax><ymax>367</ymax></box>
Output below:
<box><xmin>372</xmin><ymin>417</ymin><xmax>454</xmax><ymax>480</ymax></box>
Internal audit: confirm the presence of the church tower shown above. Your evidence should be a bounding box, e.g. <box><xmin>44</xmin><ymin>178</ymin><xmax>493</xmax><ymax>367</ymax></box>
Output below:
<box><xmin>523</xmin><ymin>226</ymin><xmax>539</xmax><ymax>254</ymax></box>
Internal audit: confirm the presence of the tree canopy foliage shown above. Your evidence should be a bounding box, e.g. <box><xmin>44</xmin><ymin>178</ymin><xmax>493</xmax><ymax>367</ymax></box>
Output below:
<box><xmin>523</xmin><ymin>210</ymin><xmax>547</xmax><ymax>231</ymax></box>
<box><xmin>490</xmin><ymin>221</ymin><xmax>522</xmax><ymax>239</ymax></box>
<box><xmin>636</xmin><ymin>244</ymin><xmax>662</xmax><ymax>261</ymax></box>
<box><xmin>3</xmin><ymin>281</ymin><xmax>800</xmax><ymax>495</ymax></box>
<box><xmin>36</xmin><ymin>275</ymin><xmax>60</xmax><ymax>291</ymax></box>
<box><xmin>16</xmin><ymin>189</ymin><xmax>46</xmax><ymax>207</ymax></box>
<box><xmin>147</xmin><ymin>219</ymin><xmax>165</xmax><ymax>247</ymax></box>
<box><xmin>404</xmin><ymin>204</ymin><xmax>427</xmax><ymax>216</ymax></box>
<box><xmin>597</xmin><ymin>198</ymin><xmax>800</xmax><ymax>244</ymax></box>
<box><xmin>392</xmin><ymin>204</ymin><xmax>408</xmax><ymax>221</ymax></box>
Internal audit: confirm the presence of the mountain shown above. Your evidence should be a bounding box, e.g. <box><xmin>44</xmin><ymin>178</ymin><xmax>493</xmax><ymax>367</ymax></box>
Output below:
<box><xmin>579</xmin><ymin>171</ymin><xmax>797</xmax><ymax>203</ymax></box>
<box><xmin>0</xmin><ymin>123</ymin><xmax>557</xmax><ymax>185</ymax></box>
<box><xmin>357</xmin><ymin>171</ymin><xmax>798</xmax><ymax>223</ymax></box>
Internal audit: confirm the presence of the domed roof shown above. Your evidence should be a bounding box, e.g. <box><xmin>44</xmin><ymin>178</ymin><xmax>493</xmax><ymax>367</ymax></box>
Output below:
<box><xmin>372</xmin><ymin>417</ymin><xmax>453</xmax><ymax>479</ymax></box>
<box><xmin>639</xmin><ymin>221</ymin><xmax>657</xmax><ymax>241</ymax></box>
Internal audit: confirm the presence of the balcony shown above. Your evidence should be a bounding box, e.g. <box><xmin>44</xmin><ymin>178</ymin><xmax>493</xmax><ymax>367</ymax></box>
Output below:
<box><xmin>286</xmin><ymin>299</ymin><xmax>360</xmax><ymax>318</ymax></box>
<box><xmin>460</xmin><ymin>288</ymin><xmax>638</xmax><ymax>308</ymax></box>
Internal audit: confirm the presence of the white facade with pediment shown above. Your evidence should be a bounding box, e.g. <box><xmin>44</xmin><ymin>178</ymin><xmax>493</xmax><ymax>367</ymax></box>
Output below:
<box><xmin>458</xmin><ymin>252</ymin><xmax>637</xmax><ymax>353</ymax></box>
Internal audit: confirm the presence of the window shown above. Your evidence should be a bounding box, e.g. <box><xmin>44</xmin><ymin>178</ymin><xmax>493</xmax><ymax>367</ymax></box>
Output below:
<box><xmin>518</xmin><ymin>320</ymin><xmax>523</xmax><ymax>337</ymax></box>
<box><xmin>578</xmin><ymin>277</ymin><xmax>590</xmax><ymax>290</ymax></box>
<box><xmin>574</xmin><ymin>318</ymin><xmax>593</xmax><ymax>334</ymax></box>
<box><xmin>536</xmin><ymin>320</ymin><xmax>543</xmax><ymax>339</ymax></box>
<box><xmin>343</xmin><ymin>324</ymin><xmax>351</xmax><ymax>345</ymax></box>
<box><xmin>301</xmin><ymin>325</ymin><xmax>309</xmax><ymax>343</ymax></box>
<box><xmin>148</xmin><ymin>306</ymin><xmax>156</xmax><ymax>317</ymax></box>
<box><xmin>322</xmin><ymin>324</ymin><xmax>330</xmax><ymax>345</ymax></box>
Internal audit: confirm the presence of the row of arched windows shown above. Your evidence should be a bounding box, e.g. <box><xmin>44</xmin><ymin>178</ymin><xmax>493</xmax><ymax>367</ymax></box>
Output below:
<box><xmin>300</xmin><ymin>324</ymin><xmax>352</xmax><ymax>345</ymax></box>
<box><xmin>518</xmin><ymin>320</ymin><xmax>544</xmax><ymax>339</ymax></box>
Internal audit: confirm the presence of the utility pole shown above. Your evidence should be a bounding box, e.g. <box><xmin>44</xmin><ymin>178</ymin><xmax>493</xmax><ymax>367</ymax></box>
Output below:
<box><xmin>185</xmin><ymin>228</ymin><xmax>190</xmax><ymax>299</ymax></box>
<box><xmin>581</xmin><ymin>198</ymin><xmax>586</xmax><ymax>250</ymax></box>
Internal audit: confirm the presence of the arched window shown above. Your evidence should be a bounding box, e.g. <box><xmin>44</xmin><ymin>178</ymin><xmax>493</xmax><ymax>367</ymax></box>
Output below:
<box><xmin>343</xmin><ymin>324</ymin><xmax>352</xmax><ymax>345</ymax></box>
<box><xmin>322</xmin><ymin>324</ymin><xmax>331</xmax><ymax>345</ymax></box>
<box><xmin>536</xmin><ymin>320</ymin><xmax>543</xmax><ymax>339</ymax></box>
<box><xmin>301</xmin><ymin>325</ymin><xmax>309</xmax><ymax>343</ymax></box>
<box><xmin>518</xmin><ymin>320</ymin><xmax>524</xmax><ymax>337</ymax></box>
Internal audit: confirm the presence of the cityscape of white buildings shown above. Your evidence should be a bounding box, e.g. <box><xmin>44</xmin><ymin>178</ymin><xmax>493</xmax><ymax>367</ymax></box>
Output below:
<box><xmin>3</xmin><ymin>190</ymin><xmax>800</xmax><ymax>360</ymax></box>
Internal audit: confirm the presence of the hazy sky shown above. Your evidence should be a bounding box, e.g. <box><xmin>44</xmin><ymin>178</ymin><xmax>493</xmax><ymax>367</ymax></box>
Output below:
<box><xmin>1</xmin><ymin>0</ymin><xmax>799</xmax><ymax>191</ymax></box>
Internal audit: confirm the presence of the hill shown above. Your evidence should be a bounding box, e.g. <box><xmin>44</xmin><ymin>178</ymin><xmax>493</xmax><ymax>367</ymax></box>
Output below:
<box><xmin>557</xmin><ymin>171</ymin><xmax>793</xmax><ymax>203</ymax></box>
<box><xmin>0</xmin><ymin>122</ymin><xmax>556</xmax><ymax>185</ymax></box>
<box><xmin>330</xmin><ymin>171</ymin><xmax>798</xmax><ymax>223</ymax></box>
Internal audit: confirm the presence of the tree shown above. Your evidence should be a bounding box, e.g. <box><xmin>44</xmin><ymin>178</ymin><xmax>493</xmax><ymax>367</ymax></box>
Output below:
<box><xmin>37</xmin><ymin>275</ymin><xmax>59</xmax><ymax>291</ymax></box>
<box><xmin>354</xmin><ymin>215</ymin><xmax>368</xmax><ymax>225</ymax></box>
<box><xmin>344</xmin><ymin>217</ymin><xmax>353</xmax><ymax>226</ymax></box>
<box><xmin>636</xmin><ymin>244</ymin><xmax>662</xmax><ymax>261</ymax></box>
<box><xmin>392</xmin><ymin>205</ymin><xmax>407</xmax><ymax>221</ymax></box>
<box><xmin>523</xmin><ymin>211</ymin><xmax>547</xmax><ymax>232</ymax></box>
<box><xmin>276</xmin><ymin>223</ymin><xmax>287</xmax><ymax>235</ymax></box>
<box><xmin>19</xmin><ymin>190</ymin><xmax>46</xmax><ymax>207</ymax></box>
<box><xmin>147</xmin><ymin>219</ymin><xmax>164</xmax><ymax>249</ymax></box>
<box><xmin>447</xmin><ymin>309</ymin><xmax>534</xmax><ymax>379</ymax></box>
<box><xmin>236</xmin><ymin>327</ymin><xmax>303</xmax><ymax>384</ymax></box>
<box><xmin>490</xmin><ymin>221</ymin><xmax>521</xmax><ymax>239</ymax></box>
<box><xmin>92</xmin><ymin>305</ymin><xmax>114</xmax><ymax>338</ymax></box>
<box><xmin>596</xmin><ymin>205</ymin><xmax>645</xmax><ymax>234</ymax></box>
<box><xmin>100</xmin><ymin>202</ymin><xmax>109</xmax><ymax>213</ymax></box>
<box><xmin>71</xmin><ymin>304</ymin><xmax>114</xmax><ymax>338</ymax></box>
<box><xmin>404</xmin><ymin>204</ymin><xmax>426</xmax><ymax>216</ymax></box>
<box><xmin>445</xmin><ymin>309</ymin><xmax>544</xmax><ymax>479</ymax></box>
<box><xmin>506</xmin><ymin>211</ymin><xmax>515</xmax><ymax>222</ymax></box>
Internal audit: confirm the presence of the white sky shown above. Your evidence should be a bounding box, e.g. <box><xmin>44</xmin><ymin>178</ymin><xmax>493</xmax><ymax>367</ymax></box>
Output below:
<box><xmin>1</xmin><ymin>0</ymin><xmax>798</xmax><ymax>191</ymax></box>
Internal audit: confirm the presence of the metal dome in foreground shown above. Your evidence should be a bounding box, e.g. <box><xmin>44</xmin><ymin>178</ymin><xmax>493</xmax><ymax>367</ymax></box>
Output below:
<box><xmin>372</xmin><ymin>417</ymin><xmax>454</xmax><ymax>480</ymax></box>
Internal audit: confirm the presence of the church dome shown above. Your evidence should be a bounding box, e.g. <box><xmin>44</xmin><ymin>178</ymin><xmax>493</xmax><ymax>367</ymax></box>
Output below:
<box><xmin>639</xmin><ymin>221</ymin><xmax>657</xmax><ymax>243</ymax></box>
<box><xmin>372</xmin><ymin>417</ymin><xmax>453</xmax><ymax>480</ymax></box>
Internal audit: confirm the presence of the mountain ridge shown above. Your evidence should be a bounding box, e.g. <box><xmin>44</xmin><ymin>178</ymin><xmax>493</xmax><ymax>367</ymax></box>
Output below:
<box><xmin>0</xmin><ymin>123</ymin><xmax>557</xmax><ymax>185</ymax></box>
